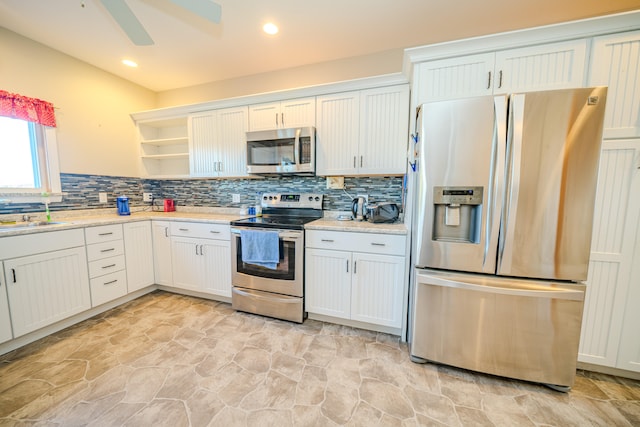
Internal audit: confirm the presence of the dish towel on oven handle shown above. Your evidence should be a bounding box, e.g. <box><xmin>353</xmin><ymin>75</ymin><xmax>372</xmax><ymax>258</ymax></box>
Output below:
<box><xmin>240</xmin><ymin>229</ymin><xmax>280</xmax><ymax>270</ymax></box>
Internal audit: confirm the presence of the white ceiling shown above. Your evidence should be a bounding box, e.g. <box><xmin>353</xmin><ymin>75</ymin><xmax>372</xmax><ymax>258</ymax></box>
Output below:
<box><xmin>1</xmin><ymin>0</ymin><xmax>639</xmax><ymax>93</ymax></box>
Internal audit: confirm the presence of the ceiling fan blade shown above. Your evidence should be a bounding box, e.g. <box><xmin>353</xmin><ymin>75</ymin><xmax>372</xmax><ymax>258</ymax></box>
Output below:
<box><xmin>168</xmin><ymin>0</ymin><xmax>222</xmax><ymax>24</ymax></box>
<box><xmin>99</xmin><ymin>0</ymin><xmax>154</xmax><ymax>45</ymax></box>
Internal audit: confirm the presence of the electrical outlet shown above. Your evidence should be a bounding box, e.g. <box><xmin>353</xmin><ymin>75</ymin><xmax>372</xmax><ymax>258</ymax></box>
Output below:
<box><xmin>326</xmin><ymin>176</ymin><xmax>344</xmax><ymax>189</ymax></box>
<box><xmin>232</xmin><ymin>193</ymin><xmax>240</xmax><ymax>203</ymax></box>
<box><xmin>98</xmin><ymin>192</ymin><xmax>108</xmax><ymax>203</ymax></box>
<box><xmin>143</xmin><ymin>193</ymin><xmax>153</xmax><ymax>202</ymax></box>
<box><xmin>357</xmin><ymin>194</ymin><xmax>368</xmax><ymax>203</ymax></box>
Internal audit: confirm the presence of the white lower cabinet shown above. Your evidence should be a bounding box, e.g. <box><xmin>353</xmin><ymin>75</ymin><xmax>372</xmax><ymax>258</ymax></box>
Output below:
<box><xmin>0</xmin><ymin>264</ymin><xmax>13</xmax><ymax>344</ymax></box>
<box><xmin>305</xmin><ymin>230</ymin><xmax>406</xmax><ymax>329</ymax></box>
<box><xmin>123</xmin><ymin>221</ymin><xmax>154</xmax><ymax>292</ymax></box>
<box><xmin>152</xmin><ymin>220</ymin><xmax>173</xmax><ymax>285</ymax></box>
<box><xmin>2</xmin><ymin>229</ymin><xmax>90</xmax><ymax>338</ymax></box>
<box><xmin>170</xmin><ymin>222</ymin><xmax>231</xmax><ymax>298</ymax></box>
<box><xmin>85</xmin><ymin>224</ymin><xmax>127</xmax><ymax>307</ymax></box>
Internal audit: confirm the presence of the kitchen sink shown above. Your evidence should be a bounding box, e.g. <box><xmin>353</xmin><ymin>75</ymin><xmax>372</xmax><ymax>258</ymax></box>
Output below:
<box><xmin>0</xmin><ymin>221</ymin><xmax>67</xmax><ymax>230</ymax></box>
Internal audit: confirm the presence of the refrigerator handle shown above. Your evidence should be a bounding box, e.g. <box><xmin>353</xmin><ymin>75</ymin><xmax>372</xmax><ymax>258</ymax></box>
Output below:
<box><xmin>416</xmin><ymin>272</ymin><xmax>584</xmax><ymax>301</ymax></box>
<box><xmin>498</xmin><ymin>94</ymin><xmax>525</xmax><ymax>273</ymax></box>
<box><xmin>484</xmin><ymin>96</ymin><xmax>507</xmax><ymax>270</ymax></box>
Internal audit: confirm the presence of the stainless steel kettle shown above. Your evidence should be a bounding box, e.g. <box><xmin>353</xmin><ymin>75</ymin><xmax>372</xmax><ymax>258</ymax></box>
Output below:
<box><xmin>351</xmin><ymin>196</ymin><xmax>367</xmax><ymax>221</ymax></box>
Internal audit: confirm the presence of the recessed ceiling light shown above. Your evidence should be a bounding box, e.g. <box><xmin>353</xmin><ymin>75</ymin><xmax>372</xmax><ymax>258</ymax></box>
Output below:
<box><xmin>122</xmin><ymin>59</ymin><xmax>138</xmax><ymax>68</ymax></box>
<box><xmin>263</xmin><ymin>23</ymin><xmax>278</xmax><ymax>35</ymax></box>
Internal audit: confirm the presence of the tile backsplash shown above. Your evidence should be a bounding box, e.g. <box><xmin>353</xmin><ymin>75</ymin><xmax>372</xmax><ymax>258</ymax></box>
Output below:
<box><xmin>0</xmin><ymin>173</ymin><xmax>404</xmax><ymax>215</ymax></box>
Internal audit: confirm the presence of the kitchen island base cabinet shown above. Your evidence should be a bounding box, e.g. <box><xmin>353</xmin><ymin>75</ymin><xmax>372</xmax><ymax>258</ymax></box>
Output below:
<box><xmin>305</xmin><ymin>230</ymin><xmax>406</xmax><ymax>333</ymax></box>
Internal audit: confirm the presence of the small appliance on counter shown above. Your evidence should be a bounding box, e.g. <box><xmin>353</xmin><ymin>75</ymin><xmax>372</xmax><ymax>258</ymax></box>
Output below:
<box><xmin>366</xmin><ymin>203</ymin><xmax>400</xmax><ymax>223</ymax></box>
<box><xmin>163</xmin><ymin>199</ymin><xmax>175</xmax><ymax>212</ymax></box>
<box><xmin>351</xmin><ymin>196</ymin><xmax>367</xmax><ymax>221</ymax></box>
<box><xmin>116</xmin><ymin>195</ymin><xmax>130</xmax><ymax>216</ymax></box>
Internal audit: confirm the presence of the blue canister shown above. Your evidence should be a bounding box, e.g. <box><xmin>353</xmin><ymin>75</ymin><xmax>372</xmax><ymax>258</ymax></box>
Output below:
<box><xmin>116</xmin><ymin>195</ymin><xmax>130</xmax><ymax>216</ymax></box>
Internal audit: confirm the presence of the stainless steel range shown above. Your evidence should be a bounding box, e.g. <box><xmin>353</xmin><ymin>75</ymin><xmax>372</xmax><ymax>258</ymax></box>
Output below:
<box><xmin>230</xmin><ymin>193</ymin><xmax>323</xmax><ymax>322</ymax></box>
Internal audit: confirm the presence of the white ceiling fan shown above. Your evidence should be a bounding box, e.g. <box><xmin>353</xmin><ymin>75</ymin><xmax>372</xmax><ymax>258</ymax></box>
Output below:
<box><xmin>98</xmin><ymin>0</ymin><xmax>222</xmax><ymax>46</ymax></box>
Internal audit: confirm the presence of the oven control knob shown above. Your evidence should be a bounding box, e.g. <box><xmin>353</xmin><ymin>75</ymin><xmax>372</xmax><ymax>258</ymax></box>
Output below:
<box><xmin>263</xmin><ymin>196</ymin><xmax>267</xmax><ymax>200</ymax></box>
<box><xmin>308</xmin><ymin>196</ymin><xmax>313</xmax><ymax>201</ymax></box>
<box><xmin>315</xmin><ymin>196</ymin><xmax>320</xmax><ymax>201</ymax></box>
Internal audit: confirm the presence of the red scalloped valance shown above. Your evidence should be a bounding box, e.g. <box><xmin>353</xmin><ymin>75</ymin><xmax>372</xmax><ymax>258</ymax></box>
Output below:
<box><xmin>0</xmin><ymin>90</ymin><xmax>56</xmax><ymax>127</ymax></box>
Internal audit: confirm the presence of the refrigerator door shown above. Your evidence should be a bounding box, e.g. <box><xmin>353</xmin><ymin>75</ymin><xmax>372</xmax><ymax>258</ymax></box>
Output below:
<box><xmin>414</xmin><ymin>96</ymin><xmax>507</xmax><ymax>273</ymax></box>
<box><xmin>498</xmin><ymin>87</ymin><xmax>607</xmax><ymax>281</ymax></box>
<box><xmin>410</xmin><ymin>268</ymin><xmax>585</xmax><ymax>388</ymax></box>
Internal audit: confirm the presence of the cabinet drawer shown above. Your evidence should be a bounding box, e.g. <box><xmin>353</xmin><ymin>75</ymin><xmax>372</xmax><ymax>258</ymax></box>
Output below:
<box><xmin>86</xmin><ymin>240</ymin><xmax>125</xmax><ymax>261</ymax></box>
<box><xmin>85</xmin><ymin>224</ymin><xmax>124</xmax><ymax>244</ymax></box>
<box><xmin>88</xmin><ymin>255</ymin><xmax>126</xmax><ymax>278</ymax></box>
<box><xmin>90</xmin><ymin>270</ymin><xmax>127</xmax><ymax>307</ymax></box>
<box><xmin>170</xmin><ymin>222</ymin><xmax>230</xmax><ymax>240</ymax></box>
<box><xmin>306</xmin><ymin>230</ymin><xmax>406</xmax><ymax>256</ymax></box>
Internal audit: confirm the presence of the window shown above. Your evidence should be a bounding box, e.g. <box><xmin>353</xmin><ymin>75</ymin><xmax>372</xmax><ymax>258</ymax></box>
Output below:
<box><xmin>0</xmin><ymin>91</ymin><xmax>61</xmax><ymax>203</ymax></box>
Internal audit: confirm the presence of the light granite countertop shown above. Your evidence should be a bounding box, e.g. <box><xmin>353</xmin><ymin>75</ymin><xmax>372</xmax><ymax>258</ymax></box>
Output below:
<box><xmin>0</xmin><ymin>208</ymin><xmax>408</xmax><ymax>237</ymax></box>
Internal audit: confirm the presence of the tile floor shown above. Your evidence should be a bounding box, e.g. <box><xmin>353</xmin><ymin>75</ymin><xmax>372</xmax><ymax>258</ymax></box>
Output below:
<box><xmin>0</xmin><ymin>291</ymin><xmax>639</xmax><ymax>426</ymax></box>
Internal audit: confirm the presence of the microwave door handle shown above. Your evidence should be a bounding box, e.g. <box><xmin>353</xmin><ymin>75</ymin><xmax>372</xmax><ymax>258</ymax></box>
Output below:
<box><xmin>294</xmin><ymin>128</ymin><xmax>301</xmax><ymax>165</ymax></box>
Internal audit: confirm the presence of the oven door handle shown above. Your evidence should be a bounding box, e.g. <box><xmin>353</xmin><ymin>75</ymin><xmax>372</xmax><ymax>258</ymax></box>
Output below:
<box><xmin>233</xmin><ymin>287</ymin><xmax>301</xmax><ymax>304</ymax></box>
<box><xmin>230</xmin><ymin>227</ymin><xmax>302</xmax><ymax>241</ymax></box>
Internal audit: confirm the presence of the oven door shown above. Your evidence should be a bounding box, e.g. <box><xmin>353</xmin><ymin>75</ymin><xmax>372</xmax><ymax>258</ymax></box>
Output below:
<box><xmin>230</xmin><ymin>227</ymin><xmax>303</xmax><ymax>296</ymax></box>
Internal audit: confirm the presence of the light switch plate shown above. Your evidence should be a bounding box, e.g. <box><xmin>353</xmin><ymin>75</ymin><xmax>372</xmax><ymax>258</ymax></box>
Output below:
<box><xmin>99</xmin><ymin>192</ymin><xmax>108</xmax><ymax>203</ymax></box>
<box><xmin>143</xmin><ymin>193</ymin><xmax>153</xmax><ymax>202</ymax></box>
<box><xmin>232</xmin><ymin>194</ymin><xmax>240</xmax><ymax>203</ymax></box>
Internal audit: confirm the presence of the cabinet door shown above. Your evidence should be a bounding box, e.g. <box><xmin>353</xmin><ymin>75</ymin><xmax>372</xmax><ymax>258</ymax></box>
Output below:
<box><xmin>0</xmin><ymin>264</ymin><xmax>13</xmax><ymax>344</ymax></box>
<box><xmin>280</xmin><ymin>97</ymin><xmax>316</xmax><ymax>128</ymax></box>
<box><xmin>494</xmin><ymin>39</ymin><xmax>587</xmax><ymax>94</ymax></box>
<box><xmin>216</xmin><ymin>106</ymin><xmax>249</xmax><ymax>177</ymax></box>
<box><xmin>171</xmin><ymin>237</ymin><xmax>207</xmax><ymax>291</ymax></box>
<box><xmin>358</xmin><ymin>85</ymin><xmax>410</xmax><ymax>175</ymax></box>
<box><xmin>5</xmin><ymin>247</ymin><xmax>90</xmax><ymax>337</ymax></box>
<box><xmin>414</xmin><ymin>53</ymin><xmax>495</xmax><ymax>104</ymax></box>
<box><xmin>123</xmin><ymin>221</ymin><xmax>154</xmax><ymax>293</ymax></box>
<box><xmin>315</xmin><ymin>92</ymin><xmax>360</xmax><ymax>176</ymax></box>
<box><xmin>579</xmin><ymin>139</ymin><xmax>640</xmax><ymax>367</ymax></box>
<box><xmin>589</xmin><ymin>31</ymin><xmax>640</xmax><ymax>139</ymax></box>
<box><xmin>305</xmin><ymin>248</ymin><xmax>351</xmax><ymax>319</ymax></box>
<box><xmin>152</xmin><ymin>221</ymin><xmax>173</xmax><ymax>286</ymax></box>
<box><xmin>189</xmin><ymin>112</ymin><xmax>218</xmax><ymax>176</ymax></box>
<box><xmin>249</xmin><ymin>102</ymin><xmax>280</xmax><ymax>131</ymax></box>
<box><xmin>351</xmin><ymin>252</ymin><xmax>404</xmax><ymax>328</ymax></box>
<box><xmin>201</xmin><ymin>239</ymin><xmax>232</xmax><ymax>297</ymax></box>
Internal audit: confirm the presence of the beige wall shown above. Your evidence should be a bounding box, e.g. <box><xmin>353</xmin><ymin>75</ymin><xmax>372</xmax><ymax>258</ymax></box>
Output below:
<box><xmin>0</xmin><ymin>28</ymin><xmax>156</xmax><ymax>178</ymax></box>
<box><xmin>157</xmin><ymin>49</ymin><xmax>404</xmax><ymax>107</ymax></box>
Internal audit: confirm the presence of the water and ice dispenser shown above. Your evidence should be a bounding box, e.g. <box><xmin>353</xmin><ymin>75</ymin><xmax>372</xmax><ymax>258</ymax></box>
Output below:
<box><xmin>432</xmin><ymin>186</ymin><xmax>483</xmax><ymax>243</ymax></box>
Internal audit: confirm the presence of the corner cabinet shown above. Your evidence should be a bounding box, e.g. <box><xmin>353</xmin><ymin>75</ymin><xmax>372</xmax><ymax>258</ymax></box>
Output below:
<box><xmin>413</xmin><ymin>39</ymin><xmax>587</xmax><ymax>103</ymax></box>
<box><xmin>316</xmin><ymin>84</ymin><xmax>410</xmax><ymax>176</ymax></box>
<box><xmin>137</xmin><ymin>116</ymin><xmax>190</xmax><ymax>178</ymax></box>
<box><xmin>189</xmin><ymin>106</ymin><xmax>249</xmax><ymax>177</ymax></box>
<box><xmin>305</xmin><ymin>230</ymin><xmax>406</xmax><ymax>332</ymax></box>
<box><xmin>248</xmin><ymin>97</ymin><xmax>316</xmax><ymax>131</ymax></box>
<box><xmin>170</xmin><ymin>222</ymin><xmax>232</xmax><ymax>298</ymax></box>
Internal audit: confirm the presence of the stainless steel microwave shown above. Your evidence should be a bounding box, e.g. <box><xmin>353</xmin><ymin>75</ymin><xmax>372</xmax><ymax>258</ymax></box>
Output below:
<box><xmin>246</xmin><ymin>127</ymin><xmax>315</xmax><ymax>175</ymax></box>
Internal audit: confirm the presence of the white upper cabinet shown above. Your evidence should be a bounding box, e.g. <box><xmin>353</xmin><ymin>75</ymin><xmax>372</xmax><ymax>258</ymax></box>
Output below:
<box><xmin>316</xmin><ymin>85</ymin><xmax>409</xmax><ymax>176</ymax></box>
<box><xmin>189</xmin><ymin>106</ymin><xmax>249</xmax><ymax>177</ymax></box>
<box><xmin>248</xmin><ymin>97</ymin><xmax>316</xmax><ymax>131</ymax></box>
<box><xmin>414</xmin><ymin>39</ymin><xmax>587</xmax><ymax>103</ymax></box>
<box><xmin>589</xmin><ymin>30</ymin><xmax>640</xmax><ymax>139</ymax></box>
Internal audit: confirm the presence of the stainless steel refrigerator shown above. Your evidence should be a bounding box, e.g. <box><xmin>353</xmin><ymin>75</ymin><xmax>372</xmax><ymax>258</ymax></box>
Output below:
<box><xmin>409</xmin><ymin>87</ymin><xmax>607</xmax><ymax>390</ymax></box>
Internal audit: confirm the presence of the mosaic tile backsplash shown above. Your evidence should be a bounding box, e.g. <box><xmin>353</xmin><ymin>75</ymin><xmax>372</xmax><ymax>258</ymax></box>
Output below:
<box><xmin>0</xmin><ymin>173</ymin><xmax>404</xmax><ymax>215</ymax></box>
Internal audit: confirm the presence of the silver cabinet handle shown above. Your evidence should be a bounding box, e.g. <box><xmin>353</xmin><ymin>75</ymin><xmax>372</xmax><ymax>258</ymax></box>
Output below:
<box><xmin>98</xmin><ymin>232</ymin><xmax>113</xmax><ymax>236</ymax></box>
<box><xmin>275</xmin><ymin>113</ymin><xmax>278</xmax><ymax>127</ymax></box>
<box><xmin>487</xmin><ymin>71</ymin><xmax>492</xmax><ymax>89</ymax></box>
<box><xmin>360</xmin><ymin>156</ymin><xmax>363</xmax><ymax>167</ymax></box>
<box><xmin>371</xmin><ymin>242</ymin><xmax>385</xmax><ymax>246</ymax></box>
<box><xmin>102</xmin><ymin>264</ymin><xmax>116</xmax><ymax>269</ymax></box>
<box><xmin>346</xmin><ymin>260</ymin><xmax>349</xmax><ymax>273</ymax></box>
<box><xmin>281</xmin><ymin>112</ymin><xmax>284</xmax><ymax>126</ymax></box>
<box><xmin>164</xmin><ymin>227</ymin><xmax>169</xmax><ymax>238</ymax></box>
<box><xmin>11</xmin><ymin>268</ymin><xmax>16</xmax><ymax>283</ymax></box>
<box><xmin>321</xmin><ymin>239</ymin><xmax>334</xmax><ymax>242</ymax></box>
<box><xmin>498</xmin><ymin>70</ymin><xmax>503</xmax><ymax>88</ymax></box>
<box><xmin>179</xmin><ymin>228</ymin><xmax>189</xmax><ymax>231</ymax></box>
<box><xmin>210</xmin><ymin>230</ymin><xmax>220</xmax><ymax>234</ymax></box>
<box><xmin>100</xmin><ymin>248</ymin><xmax>115</xmax><ymax>253</ymax></box>
<box><xmin>353</xmin><ymin>156</ymin><xmax>356</xmax><ymax>168</ymax></box>
<box><xmin>353</xmin><ymin>261</ymin><xmax>357</xmax><ymax>274</ymax></box>
<box><xmin>103</xmin><ymin>279</ymin><xmax>118</xmax><ymax>285</ymax></box>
